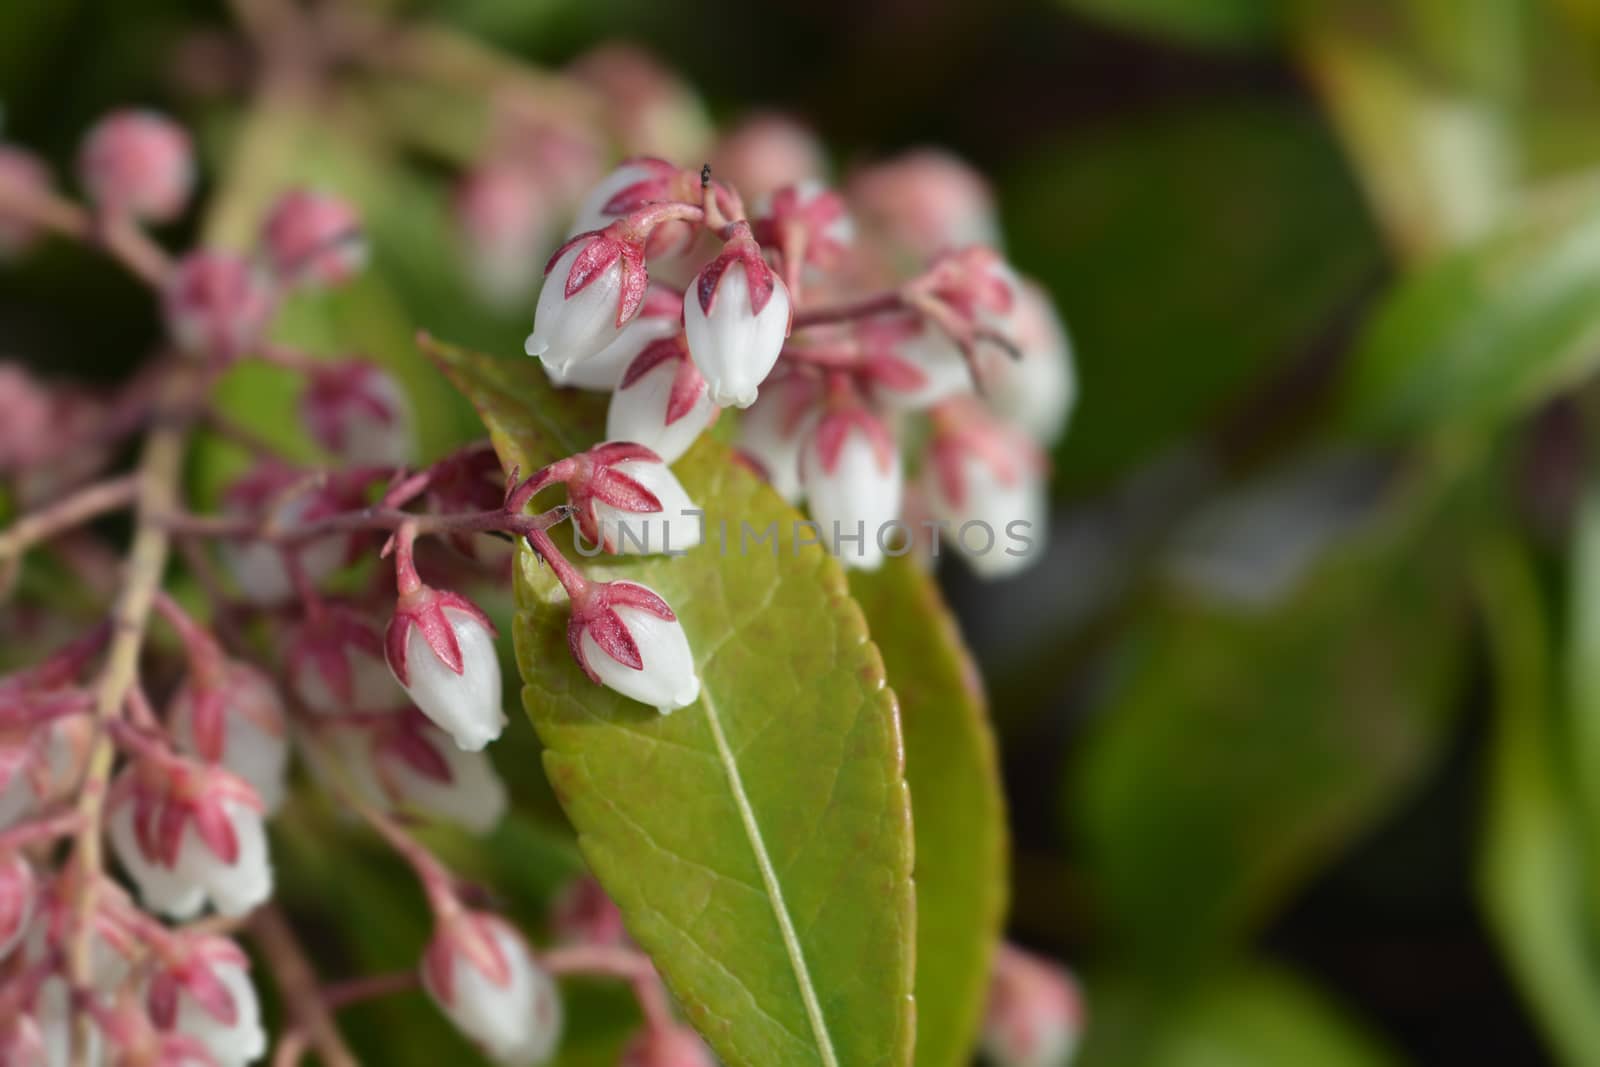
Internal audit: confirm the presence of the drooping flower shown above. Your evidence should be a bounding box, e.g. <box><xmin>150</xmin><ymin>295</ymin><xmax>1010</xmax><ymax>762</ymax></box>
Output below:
<box><xmin>546</xmin><ymin>285</ymin><xmax>681</xmax><ymax>392</ymax></box>
<box><xmin>683</xmin><ymin>223</ymin><xmax>791</xmax><ymax>409</ymax></box>
<box><xmin>567</xmin><ymin>579</ymin><xmax>699</xmax><ymax>713</ymax></box>
<box><xmin>299</xmin><ymin>360</ymin><xmax>414</xmax><ymax>467</ymax></box>
<box><xmin>77</xmin><ymin>109</ymin><xmax>194</xmax><ymax>222</ymax></box>
<box><xmin>320</xmin><ymin>712</ymin><xmax>508</xmax><ymax>834</ymax></box>
<box><xmin>924</xmin><ymin>398</ymin><xmax>1049</xmax><ymax>579</ymax></box>
<box><xmin>736</xmin><ymin>372</ymin><xmax>821</xmax><ymax>504</ymax></box>
<box><xmin>975</xmin><ymin>279</ymin><xmax>1077</xmax><ymax>445</ymax></box>
<box><xmin>286</xmin><ymin>605</ymin><xmax>406</xmax><ymax>715</ymax></box>
<box><xmin>260</xmin><ymin>188</ymin><xmax>366</xmax><ymax>288</ymax></box>
<box><xmin>166</xmin><ymin>659</ymin><xmax>290</xmax><ymax>814</ymax></box>
<box><xmin>422</xmin><ymin>913</ymin><xmax>563</xmax><ymax>1066</ymax></box>
<box><xmin>606</xmin><ymin>333</ymin><xmax>717</xmax><ymax>465</ymax></box>
<box><xmin>162</xmin><ymin>250</ymin><xmax>276</xmax><ymax>362</ymax></box>
<box><xmin>385</xmin><ymin>585</ymin><xmax>505</xmax><ymax>752</ymax></box>
<box><xmin>524</xmin><ymin>227</ymin><xmax>649</xmax><ymax>374</ymax></box>
<box><xmin>147</xmin><ymin>935</ymin><xmax>267</xmax><ymax>1067</ymax></box>
<box><xmin>800</xmin><ymin>401</ymin><xmax>902</xmax><ymax>571</ymax></box>
<box><xmin>981</xmin><ymin>945</ymin><xmax>1085</xmax><ymax>1067</ymax></box>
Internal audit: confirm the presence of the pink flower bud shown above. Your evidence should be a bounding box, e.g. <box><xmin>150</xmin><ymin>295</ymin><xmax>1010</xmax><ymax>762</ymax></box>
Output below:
<box><xmin>108</xmin><ymin>765</ymin><xmax>272</xmax><ymax>919</ymax></box>
<box><xmin>0</xmin><ymin>853</ymin><xmax>35</xmax><ymax>961</ymax></box>
<box><xmin>560</xmin><ymin>442</ymin><xmax>701</xmax><ymax>555</ymax></box>
<box><xmin>545</xmin><ymin>285</ymin><xmax>681</xmax><ymax>392</ymax></box>
<box><xmin>167</xmin><ymin>660</ymin><xmax>290</xmax><ymax>813</ymax></box>
<box><xmin>0</xmin><ymin>146</ymin><xmax>51</xmax><ymax>259</ymax></box>
<box><xmin>684</xmin><ymin>230</ymin><xmax>791</xmax><ymax>409</ymax></box>
<box><xmin>976</xmin><ymin>280</ymin><xmax>1076</xmax><ymax>445</ymax></box>
<box><xmin>77</xmin><ymin>109</ymin><xmax>194</xmax><ymax>222</ymax></box>
<box><xmin>568</xmin><ymin>579</ymin><xmax>699</xmax><ymax>713</ymax></box>
<box><xmin>162</xmin><ymin>250</ymin><xmax>276</xmax><ymax>361</ymax></box>
<box><xmin>385</xmin><ymin>588</ymin><xmax>504</xmax><ymax>752</ymax></box>
<box><xmin>752</xmin><ymin>180</ymin><xmax>854</xmax><ymax>274</ymax></box>
<box><xmin>800</xmin><ymin>406</ymin><xmax>902</xmax><ymax>571</ymax></box>
<box><xmin>711</xmin><ymin>113</ymin><xmax>828</xmax><ymax>204</ymax></box>
<box><xmin>736</xmin><ymin>373</ymin><xmax>821</xmax><ymax>504</ymax></box>
<box><xmin>422</xmin><ymin>913</ymin><xmax>563</xmax><ymax>1065</ymax></box>
<box><xmin>287</xmin><ymin>606</ymin><xmax>405</xmax><ymax>715</ymax></box>
<box><xmin>322</xmin><ymin>712</ymin><xmax>507</xmax><ymax>834</ymax></box>
<box><xmin>848</xmin><ymin>149</ymin><xmax>1001</xmax><ymax>257</ymax></box>
<box><xmin>300</xmin><ymin>360</ymin><xmax>414</xmax><ymax>467</ymax></box>
<box><xmin>219</xmin><ymin>465</ymin><xmax>356</xmax><ymax>605</ymax></box>
<box><xmin>618</xmin><ymin>1024</ymin><xmax>716</xmax><ymax>1067</ymax></box>
<box><xmin>606</xmin><ymin>333</ymin><xmax>717</xmax><ymax>465</ymax></box>
<box><xmin>455</xmin><ymin>164</ymin><xmax>551</xmax><ymax>310</ymax></box>
<box><xmin>547</xmin><ymin>874</ymin><xmax>626</xmax><ymax>948</ymax></box>
<box><xmin>982</xmin><ymin>946</ymin><xmax>1084</xmax><ymax>1067</ymax></box>
<box><xmin>147</xmin><ymin>935</ymin><xmax>266</xmax><ymax>1067</ymax></box>
<box><xmin>925</xmin><ymin>399</ymin><xmax>1049</xmax><ymax>579</ymax></box>
<box><xmin>260</xmin><ymin>188</ymin><xmax>366</xmax><ymax>288</ymax></box>
<box><xmin>525</xmin><ymin>228</ymin><xmax>649</xmax><ymax>373</ymax></box>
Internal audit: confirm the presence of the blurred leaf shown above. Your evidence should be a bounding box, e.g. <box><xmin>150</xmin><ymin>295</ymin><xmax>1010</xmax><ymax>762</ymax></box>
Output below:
<box><xmin>850</xmin><ymin>559</ymin><xmax>1008</xmax><ymax>1067</ymax></box>
<box><xmin>1053</xmin><ymin>0</ymin><xmax>1285</xmax><ymax>48</ymax></box>
<box><xmin>1070</xmin><ymin>465</ymin><xmax>1470</xmax><ymax>974</ymax></box>
<box><xmin>1332</xmin><ymin>186</ymin><xmax>1600</xmax><ymax>440</ymax></box>
<box><xmin>1475</xmin><ymin>530</ymin><xmax>1600</xmax><ymax>1065</ymax></box>
<box><xmin>1002</xmin><ymin>103</ymin><xmax>1380</xmax><ymax>491</ymax></box>
<box><xmin>434</xmin><ymin>340</ymin><xmax>916</xmax><ymax>1067</ymax></box>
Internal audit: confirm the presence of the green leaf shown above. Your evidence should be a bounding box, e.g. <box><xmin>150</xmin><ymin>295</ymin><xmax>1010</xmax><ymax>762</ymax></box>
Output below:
<box><xmin>1001</xmin><ymin>103</ymin><xmax>1380</xmax><ymax>490</ymax></box>
<box><xmin>1070</xmin><ymin>469</ymin><xmax>1469</xmax><ymax>974</ymax></box>
<box><xmin>431</xmin><ymin>339</ymin><xmax>916</xmax><ymax>1067</ymax></box>
<box><xmin>1332</xmin><ymin>189</ymin><xmax>1600</xmax><ymax>439</ymax></box>
<box><xmin>1474</xmin><ymin>527</ymin><xmax>1600</xmax><ymax>1065</ymax></box>
<box><xmin>849</xmin><ymin>560</ymin><xmax>1008</xmax><ymax>1067</ymax></box>
<box><xmin>1054</xmin><ymin>0</ymin><xmax>1284</xmax><ymax>49</ymax></box>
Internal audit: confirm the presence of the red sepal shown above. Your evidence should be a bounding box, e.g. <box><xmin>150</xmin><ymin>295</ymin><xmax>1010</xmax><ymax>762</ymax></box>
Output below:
<box><xmin>568</xmin><ymin>581</ymin><xmax>677</xmax><ymax>680</ymax></box>
<box><xmin>814</xmin><ymin>407</ymin><xmax>896</xmax><ymax>476</ymax></box>
<box><xmin>696</xmin><ymin>232</ymin><xmax>778</xmax><ymax>318</ymax></box>
<box><xmin>386</xmin><ymin>589</ymin><xmax>496</xmax><ymax>686</ymax></box>
<box><xmin>620</xmin><ymin>336</ymin><xmax>709</xmax><ymax>428</ymax></box>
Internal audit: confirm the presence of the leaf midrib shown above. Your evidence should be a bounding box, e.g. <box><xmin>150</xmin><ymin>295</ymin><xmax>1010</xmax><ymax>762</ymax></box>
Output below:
<box><xmin>698</xmin><ymin>685</ymin><xmax>841</xmax><ymax>1067</ymax></box>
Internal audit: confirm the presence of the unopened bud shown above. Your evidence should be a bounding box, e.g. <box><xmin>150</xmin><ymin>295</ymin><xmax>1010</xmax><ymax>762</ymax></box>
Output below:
<box><xmin>163</xmin><ymin>250</ymin><xmax>276</xmax><ymax>362</ymax></box>
<box><xmin>982</xmin><ymin>945</ymin><xmax>1084</xmax><ymax>1067</ymax></box>
<box><xmin>260</xmin><ymin>188</ymin><xmax>366</xmax><ymax>288</ymax></box>
<box><xmin>422</xmin><ymin>913</ymin><xmax>563</xmax><ymax>1065</ymax></box>
<box><xmin>77</xmin><ymin>109</ymin><xmax>195</xmax><ymax>222</ymax></box>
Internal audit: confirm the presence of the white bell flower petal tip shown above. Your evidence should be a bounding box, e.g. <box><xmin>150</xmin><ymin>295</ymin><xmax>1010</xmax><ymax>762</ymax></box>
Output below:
<box><xmin>606</xmin><ymin>334</ymin><xmax>718</xmax><ymax>465</ymax></box>
<box><xmin>684</xmin><ymin>230</ymin><xmax>791</xmax><ymax>409</ymax></box>
<box><xmin>385</xmin><ymin>588</ymin><xmax>505</xmax><ymax>753</ymax></box>
<box><xmin>568</xmin><ymin>581</ymin><xmax>700</xmax><ymax>714</ymax></box>
<box><xmin>423</xmin><ymin>913</ymin><xmax>564</xmax><ymax>1066</ymax></box>
<box><xmin>524</xmin><ymin>228</ymin><xmax>649</xmax><ymax>372</ymax></box>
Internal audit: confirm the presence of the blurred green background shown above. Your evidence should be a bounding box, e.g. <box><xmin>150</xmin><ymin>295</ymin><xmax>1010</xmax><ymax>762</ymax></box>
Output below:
<box><xmin>14</xmin><ymin>0</ymin><xmax>1600</xmax><ymax>1064</ymax></box>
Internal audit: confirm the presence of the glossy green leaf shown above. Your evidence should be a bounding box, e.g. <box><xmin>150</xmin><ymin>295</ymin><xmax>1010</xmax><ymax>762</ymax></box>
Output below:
<box><xmin>850</xmin><ymin>559</ymin><xmax>1008</xmax><ymax>1067</ymax></box>
<box><xmin>1332</xmin><ymin>188</ymin><xmax>1600</xmax><ymax>439</ymax></box>
<box><xmin>1475</xmin><ymin>531</ymin><xmax>1600</xmax><ymax>1066</ymax></box>
<box><xmin>432</xmin><ymin>340</ymin><xmax>916</xmax><ymax>1067</ymax></box>
<box><xmin>1070</xmin><ymin>471</ymin><xmax>1469</xmax><ymax>974</ymax></box>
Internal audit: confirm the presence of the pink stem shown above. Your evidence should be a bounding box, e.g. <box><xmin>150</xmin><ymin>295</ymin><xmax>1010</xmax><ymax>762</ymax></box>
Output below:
<box><xmin>525</xmin><ymin>528</ymin><xmax>588</xmax><ymax>602</ymax></box>
<box><xmin>791</xmin><ymin>289</ymin><xmax>905</xmax><ymax>330</ymax></box>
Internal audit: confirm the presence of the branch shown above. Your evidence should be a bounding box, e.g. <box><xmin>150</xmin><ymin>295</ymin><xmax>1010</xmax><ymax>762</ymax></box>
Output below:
<box><xmin>0</xmin><ymin>179</ymin><xmax>172</xmax><ymax>287</ymax></box>
<box><xmin>0</xmin><ymin>475</ymin><xmax>140</xmax><ymax>563</ymax></box>
<box><xmin>250</xmin><ymin>905</ymin><xmax>361</xmax><ymax>1067</ymax></box>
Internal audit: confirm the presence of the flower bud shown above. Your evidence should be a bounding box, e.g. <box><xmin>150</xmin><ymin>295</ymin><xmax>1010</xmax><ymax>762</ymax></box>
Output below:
<box><xmin>752</xmin><ymin>180</ymin><xmax>854</xmax><ymax>275</ymax></box>
<box><xmin>544</xmin><ymin>285</ymin><xmax>681</xmax><ymax>392</ymax></box>
<box><xmin>982</xmin><ymin>945</ymin><xmax>1084</xmax><ymax>1067</ymax></box>
<box><xmin>0</xmin><ymin>853</ymin><xmax>35</xmax><ymax>961</ymax></box>
<box><xmin>568</xmin><ymin>580</ymin><xmax>699</xmax><ymax>713</ymax></box>
<box><xmin>800</xmin><ymin>407</ymin><xmax>902</xmax><ymax>572</ymax></box>
<box><xmin>219</xmin><ymin>465</ymin><xmax>355</xmax><ymax>606</ymax></box>
<box><xmin>684</xmin><ymin>233</ymin><xmax>791</xmax><ymax>409</ymax></box>
<box><xmin>0</xmin><ymin>714</ymin><xmax>94</xmax><ymax>831</ymax></box>
<box><xmin>567</xmin><ymin>445</ymin><xmax>702</xmax><ymax>556</ymax></box>
<box><xmin>77</xmin><ymin>109</ymin><xmax>194</xmax><ymax>222</ymax></box>
<box><xmin>925</xmin><ymin>400</ymin><xmax>1049</xmax><ymax>579</ymax></box>
<box><xmin>606</xmin><ymin>335</ymin><xmax>717</xmax><ymax>465</ymax></box>
<box><xmin>455</xmin><ymin>164</ymin><xmax>551</xmax><ymax>310</ymax></box>
<box><xmin>525</xmin><ymin>229</ymin><xmax>648</xmax><ymax>373</ymax></box>
<box><xmin>300</xmin><ymin>360</ymin><xmax>414</xmax><ymax>467</ymax></box>
<box><xmin>167</xmin><ymin>660</ymin><xmax>290</xmax><ymax>814</ymax></box>
<box><xmin>711</xmin><ymin>113</ymin><xmax>827</xmax><ymax>204</ymax></box>
<box><xmin>287</xmin><ymin>606</ymin><xmax>405</xmax><ymax>714</ymax></box>
<box><xmin>260</xmin><ymin>188</ymin><xmax>366</xmax><ymax>288</ymax></box>
<box><xmin>976</xmin><ymin>280</ymin><xmax>1076</xmax><ymax>444</ymax></box>
<box><xmin>848</xmin><ymin>149</ymin><xmax>1001</xmax><ymax>257</ymax></box>
<box><xmin>868</xmin><ymin>318</ymin><xmax>972</xmax><ymax>412</ymax></box>
<box><xmin>567</xmin><ymin>158</ymin><xmax>679</xmax><ymax>239</ymax></box>
<box><xmin>618</xmin><ymin>1024</ymin><xmax>716</xmax><ymax>1067</ymax></box>
<box><xmin>386</xmin><ymin>588</ymin><xmax>505</xmax><ymax>752</ymax></box>
<box><xmin>108</xmin><ymin>765</ymin><xmax>273</xmax><ymax>920</ymax></box>
<box><xmin>147</xmin><ymin>935</ymin><xmax>266</xmax><ymax>1067</ymax></box>
<box><xmin>422</xmin><ymin>913</ymin><xmax>563</xmax><ymax>1065</ymax></box>
<box><xmin>163</xmin><ymin>250</ymin><xmax>276</xmax><ymax>362</ymax></box>
<box><xmin>736</xmin><ymin>373</ymin><xmax>820</xmax><ymax>504</ymax></box>
<box><xmin>0</xmin><ymin>146</ymin><xmax>51</xmax><ymax>260</ymax></box>
<box><xmin>324</xmin><ymin>713</ymin><xmax>508</xmax><ymax>834</ymax></box>
<box><xmin>547</xmin><ymin>874</ymin><xmax>626</xmax><ymax>948</ymax></box>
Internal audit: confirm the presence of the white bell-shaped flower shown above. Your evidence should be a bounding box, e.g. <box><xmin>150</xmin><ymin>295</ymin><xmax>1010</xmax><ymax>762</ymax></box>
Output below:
<box><xmin>606</xmin><ymin>336</ymin><xmax>717</xmax><ymax>465</ymax></box>
<box><xmin>684</xmin><ymin>236</ymin><xmax>790</xmax><ymax>409</ymax></box>
<box><xmin>736</xmin><ymin>374</ymin><xmax>819</xmax><ymax>504</ymax></box>
<box><xmin>569</xmin><ymin>580</ymin><xmax>699</xmax><ymax>713</ymax></box>
<box><xmin>876</xmin><ymin>322</ymin><xmax>973</xmax><ymax>412</ymax></box>
<box><xmin>925</xmin><ymin>407</ymin><xmax>1048</xmax><ymax>580</ymax></box>
<box><xmin>567</xmin><ymin>158</ymin><xmax>677</xmax><ymax>237</ymax></box>
<box><xmin>326</xmin><ymin>716</ymin><xmax>507</xmax><ymax>834</ymax></box>
<box><xmin>800</xmin><ymin>408</ymin><xmax>903</xmax><ymax>572</ymax></box>
<box><xmin>149</xmin><ymin>938</ymin><xmax>267</xmax><ymax>1067</ymax></box>
<box><xmin>287</xmin><ymin>608</ymin><xmax>405</xmax><ymax>715</ymax></box>
<box><xmin>386</xmin><ymin>592</ymin><xmax>505</xmax><ymax>752</ymax></box>
<box><xmin>525</xmin><ymin>232</ymin><xmax>645</xmax><ymax>375</ymax></box>
<box><xmin>587</xmin><ymin>457</ymin><xmax>702</xmax><ymax>556</ymax></box>
<box><xmin>423</xmin><ymin>915</ymin><xmax>563</xmax><ymax>1066</ymax></box>
<box><xmin>301</xmin><ymin>361</ymin><xmax>413</xmax><ymax>468</ymax></box>
<box><xmin>977</xmin><ymin>279</ymin><xmax>1076</xmax><ymax>444</ymax></box>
